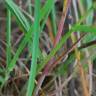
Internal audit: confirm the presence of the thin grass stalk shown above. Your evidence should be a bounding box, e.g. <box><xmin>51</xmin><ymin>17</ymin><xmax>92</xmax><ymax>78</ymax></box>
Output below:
<box><xmin>54</xmin><ymin>0</ymin><xmax>71</xmax><ymax>46</ymax></box>
<box><xmin>50</xmin><ymin>3</ymin><xmax>57</xmax><ymax>36</ymax></box>
<box><xmin>27</xmin><ymin>0</ymin><xmax>33</xmax><ymax>56</ymax></box>
<box><xmin>72</xmin><ymin>0</ymin><xmax>81</xmax><ymax>46</ymax></box>
<box><xmin>86</xmin><ymin>0</ymin><xmax>93</xmax><ymax>25</ymax></box>
<box><xmin>6</xmin><ymin>8</ymin><xmax>11</xmax><ymax>67</ymax></box>
<box><xmin>26</xmin><ymin>0</ymin><xmax>40</xmax><ymax>96</ymax></box>
<box><xmin>85</xmin><ymin>49</ymin><xmax>93</xmax><ymax>96</ymax></box>
<box><xmin>46</xmin><ymin>18</ymin><xmax>55</xmax><ymax>44</ymax></box>
<box><xmin>77</xmin><ymin>0</ymin><xmax>85</xmax><ymax>16</ymax></box>
<box><xmin>86</xmin><ymin>0</ymin><xmax>93</xmax><ymax>95</ymax></box>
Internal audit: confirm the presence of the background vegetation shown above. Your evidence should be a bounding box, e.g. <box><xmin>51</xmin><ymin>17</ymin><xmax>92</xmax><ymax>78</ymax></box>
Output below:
<box><xmin>0</xmin><ymin>0</ymin><xmax>96</xmax><ymax>96</ymax></box>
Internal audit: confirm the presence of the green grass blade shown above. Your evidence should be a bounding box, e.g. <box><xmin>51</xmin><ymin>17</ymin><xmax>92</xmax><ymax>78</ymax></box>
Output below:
<box><xmin>6</xmin><ymin>8</ymin><xmax>11</xmax><ymax>66</ymax></box>
<box><xmin>5</xmin><ymin>0</ymin><xmax>54</xmax><ymax>33</ymax></box>
<box><xmin>40</xmin><ymin>0</ymin><xmax>54</xmax><ymax>21</ymax></box>
<box><xmin>73</xmin><ymin>25</ymin><xmax>96</xmax><ymax>33</ymax></box>
<box><xmin>26</xmin><ymin>0</ymin><xmax>40</xmax><ymax>96</ymax></box>
<box><xmin>83</xmin><ymin>0</ymin><xmax>94</xmax><ymax>43</ymax></box>
<box><xmin>86</xmin><ymin>0</ymin><xmax>93</xmax><ymax>25</ymax></box>
<box><xmin>5</xmin><ymin>0</ymin><xmax>30</xmax><ymax>32</ymax></box>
